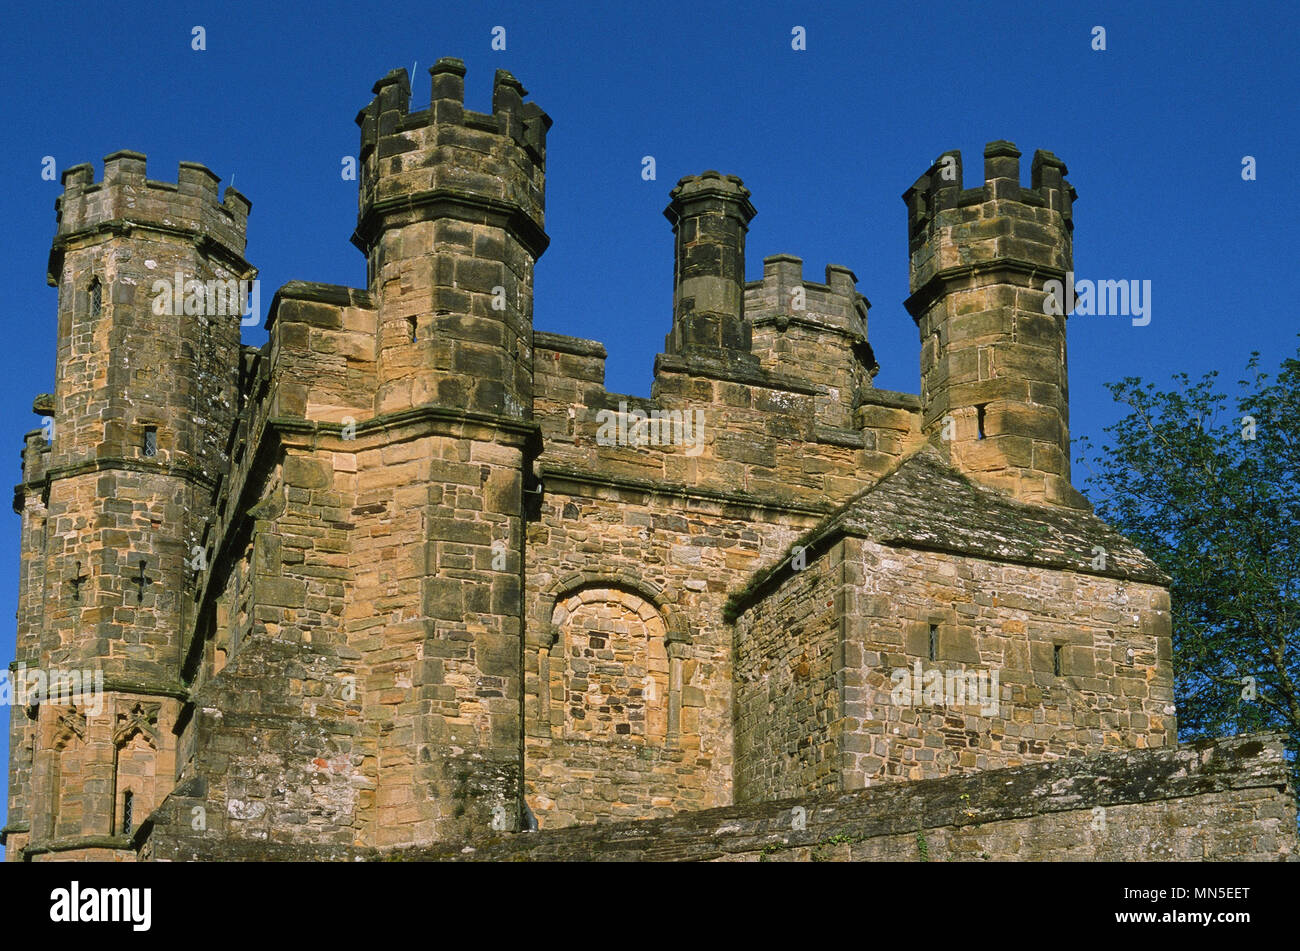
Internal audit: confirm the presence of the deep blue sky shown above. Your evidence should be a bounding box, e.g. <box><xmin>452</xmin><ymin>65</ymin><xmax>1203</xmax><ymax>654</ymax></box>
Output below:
<box><xmin>1</xmin><ymin>0</ymin><xmax>1295</xmax><ymax>841</ymax></box>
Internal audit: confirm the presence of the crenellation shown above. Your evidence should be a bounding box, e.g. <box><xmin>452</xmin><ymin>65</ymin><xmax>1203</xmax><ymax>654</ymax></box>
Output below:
<box><xmin>52</xmin><ymin>153</ymin><xmax>250</xmax><ymax>270</ymax></box>
<box><xmin>904</xmin><ymin>141</ymin><xmax>1083</xmax><ymax>509</ymax></box>
<box><xmin>6</xmin><ymin>61</ymin><xmax>1288</xmax><ymax>865</ymax></box>
<box><xmin>746</xmin><ymin>256</ymin><xmax>877</xmax><ymax>431</ymax></box>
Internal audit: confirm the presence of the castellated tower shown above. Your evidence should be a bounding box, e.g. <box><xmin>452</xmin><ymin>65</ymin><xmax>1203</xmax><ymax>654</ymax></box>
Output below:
<box><xmin>8</xmin><ymin>152</ymin><xmax>251</xmax><ymax>859</ymax></box>
<box><xmin>903</xmin><ymin>142</ymin><xmax>1087</xmax><ymax>508</ymax></box>
<box><xmin>354</xmin><ymin>59</ymin><xmax>549</xmax><ymax>419</ymax></box>
<box><xmin>11</xmin><ymin>63</ymin><xmax>1287</xmax><ymax>865</ymax></box>
<box><xmin>345</xmin><ymin>60</ymin><xmax>549</xmax><ymax>843</ymax></box>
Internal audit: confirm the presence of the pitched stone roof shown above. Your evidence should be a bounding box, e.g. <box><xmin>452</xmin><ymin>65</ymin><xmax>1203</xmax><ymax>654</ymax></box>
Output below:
<box><xmin>727</xmin><ymin>447</ymin><xmax>1167</xmax><ymax>619</ymax></box>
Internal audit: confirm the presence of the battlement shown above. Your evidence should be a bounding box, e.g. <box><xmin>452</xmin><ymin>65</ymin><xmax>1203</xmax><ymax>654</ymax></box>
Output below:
<box><xmin>903</xmin><ymin>141</ymin><xmax>1075</xmax><ymax>254</ymax></box>
<box><xmin>16</xmin><ymin>54</ymin><xmax>1286</xmax><ymax>868</ymax></box>
<box><xmin>356</xmin><ymin>59</ymin><xmax>550</xmax><ymax>163</ymax></box>
<box><xmin>902</xmin><ymin>141</ymin><xmax>1083</xmax><ymax>509</ymax></box>
<box><xmin>51</xmin><ymin>152</ymin><xmax>250</xmax><ymax>276</ymax></box>
<box><xmin>352</xmin><ymin>61</ymin><xmax>550</xmax><ymax>261</ymax></box>
<box><xmin>744</xmin><ymin>255</ymin><xmax>868</xmax><ymax>335</ymax></box>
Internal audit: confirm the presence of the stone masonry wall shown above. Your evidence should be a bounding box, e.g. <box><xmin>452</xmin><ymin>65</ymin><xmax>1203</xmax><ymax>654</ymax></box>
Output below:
<box><xmin>843</xmin><ymin>538</ymin><xmax>1174</xmax><ymax>788</ymax></box>
<box><xmin>6</xmin><ymin>425</ymin><xmax>55</xmax><ymax>855</ymax></box>
<box><xmin>523</xmin><ymin>483</ymin><xmax>818</xmax><ymax>826</ymax></box>
<box><xmin>11</xmin><ymin>67</ymin><xmax>1286</xmax><ymax>867</ymax></box>
<box><xmin>520</xmin><ymin>321</ymin><xmax>926</xmax><ymax>828</ymax></box>
<box><xmin>412</xmin><ymin>735</ymin><xmax>1296</xmax><ymax>862</ymax></box>
<box><xmin>733</xmin><ymin>540</ymin><xmax>843</xmax><ymax>803</ymax></box>
<box><xmin>732</xmin><ymin>534</ymin><xmax>1174</xmax><ymax>803</ymax></box>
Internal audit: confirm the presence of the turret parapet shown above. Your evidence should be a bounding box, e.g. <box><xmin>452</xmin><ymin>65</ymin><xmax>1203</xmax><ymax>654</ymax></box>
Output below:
<box><xmin>902</xmin><ymin>141</ymin><xmax>1084</xmax><ymax>509</ymax></box>
<box><xmin>742</xmin><ymin>254</ymin><xmax>877</xmax><ymax>432</ymax></box>
<box><xmin>354</xmin><ymin>62</ymin><xmax>550</xmax><ymax>164</ymax></box>
<box><xmin>49</xmin><ymin>151</ymin><xmax>250</xmax><ymax>284</ymax></box>
<box><xmin>903</xmin><ymin>140</ymin><xmax>1076</xmax><ymax>255</ymax></box>
<box><xmin>745</xmin><ymin>255</ymin><xmax>869</xmax><ymax>336</ymax></box>
<box><xmin>352</xmin><ymin>62</ymin><xmax>550</xmax><ymax>418</ymax></box>
<box><xmin>352</xmin><ymin>62</ymin><xmax>550</xmax><ymax>259</ymax></box>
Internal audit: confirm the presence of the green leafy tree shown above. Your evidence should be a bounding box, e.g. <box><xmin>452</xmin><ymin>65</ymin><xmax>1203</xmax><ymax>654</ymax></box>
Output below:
<box><xmin>1078</xmin><ymin>343</ymin><xmax>1299</xmax><ymax>774</ymax></box>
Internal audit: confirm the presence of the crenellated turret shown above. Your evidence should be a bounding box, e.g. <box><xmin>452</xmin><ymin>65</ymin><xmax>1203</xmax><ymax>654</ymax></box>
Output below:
<box><xmin>904</xmin><ymin>141</ymin><xmax>1085</xmax><ymax>509</ymax></box>
<box><xmin>352</xmin><ymin>60</ymin><xmax>550</xmax><ymax>419</ymax></box>
<box><xmin>12</xmin><ymin>151</ymin><xmax>254</xmax><ymax>859</ymax></box>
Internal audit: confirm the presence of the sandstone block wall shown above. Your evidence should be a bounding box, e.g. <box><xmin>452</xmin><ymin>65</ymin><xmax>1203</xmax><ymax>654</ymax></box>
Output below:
<box><xmin>841</xmin><ymin>538</ymin><xmax>1174</xmax><ymax>787</ymax></box>
<box><xmin>518</xmin><ymin>301</ymin><xmax>928</xmax><ymax>826</ymax></box>
<box><xmin>522</xmin><ymin>484</ymin><xmax>817</xmax><ymax>826</ymax></box>
<box><xmin>733</xmin><ymin>449</ymin><xmax>1176</xmax><ymax>803</ymax></box>
<box><xmin>420</xmin><ymin>735</ymin><xmax>1297</xmax><ymax>862</ymax></box>
<box><xmin>733</xmin><ymin>538</ymin><xmax>1174</xmax><ymax>803</ymax></box>
<box><xmin>733</xmin><ymin>541</ymin><xmax>842</xmax><ymax>802</ymax></box>
<box><xmin>7</xmin><ymin>66</ymin><xmax>1285</xmax><ymax>865</ymax></box>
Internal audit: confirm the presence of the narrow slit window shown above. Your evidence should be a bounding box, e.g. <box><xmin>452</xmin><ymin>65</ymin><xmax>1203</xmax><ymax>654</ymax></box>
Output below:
<box><xmin>1053</xmin><ymin>644</ymin><xmax>1063</xmax><ymax>676</ymax></box>
<box><xmin>121</xmin><ymin>790</ymin><xmax>134</xmax><ymax>836</ymax></box>
<box><xmin>143</xmin><ymin>426</ymin><xmax>158</xmax><ymax>457</ymax></box>
<box><xmin>89</xmin><ymin>278</ymin><xmax>102</xmax><ymax>318</ymax></box>
<box><xmin>976</xmin><ymin>404</ymin><xmax>987</xmax><ymax>440</ymax></box>
<box><xmin>407</xmin><ymin>317</ymin><xmax>418</xmax><ymax>343</ymax></box>
<box><xmin>928</xmin><ymin>624</ymin><xmax>938</xmax><ymax>661</ymax></box>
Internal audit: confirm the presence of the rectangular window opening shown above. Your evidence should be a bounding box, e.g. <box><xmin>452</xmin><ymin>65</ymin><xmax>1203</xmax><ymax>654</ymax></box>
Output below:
<box><xmin>143</xmin><ymin>427</ymin><xmax>158</xmax><ymax>457</ymax></box>
<box><xmin>407</xmin><ymin>317</ymin><xmax>418</xmax><ymax>343</ymax></box>
<box><xmin>976</xmin><ymin>404</ymin><xmax>987</xmax><ymax>440</ymax></box>
<box><xmin>1053</xmin><ymin>644</ymin><xmax>1063</xmax><ymax>677</ymax></box>
<box><xmin>928</xmin><ymin>624</ymin><xmax>938</xmax><ymax>662</ymax></box>
<box><xmin>122</xmin><ymin>790</ymin><xmax>134</xmax><ymax>836</ymax></box>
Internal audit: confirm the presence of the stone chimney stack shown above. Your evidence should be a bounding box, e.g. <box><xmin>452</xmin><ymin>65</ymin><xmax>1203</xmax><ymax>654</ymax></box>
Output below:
<box><xmin>663</xmin><ymin>171</ymin><xmax>757</xmax><ymax>364</ymax></box>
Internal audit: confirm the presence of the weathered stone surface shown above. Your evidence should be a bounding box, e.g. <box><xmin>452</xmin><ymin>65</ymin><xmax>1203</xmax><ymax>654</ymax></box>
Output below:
<box><xmin>391</xmin><ymin>736</ymin><xmax>1297</xmax><ymax>862</ymax></box>
<box><xmin>4</xmin><ymin>64</ymin><xmax>1289</xmax><ymax>865</ymax></box>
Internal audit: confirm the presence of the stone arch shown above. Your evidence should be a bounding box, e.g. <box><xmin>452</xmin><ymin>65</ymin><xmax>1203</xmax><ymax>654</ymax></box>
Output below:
<box><xmin>540</xmin><ymin>571</ymin><xmax>691</xmax><ymax>648</ymax></box>
<box><xmin>42</xmin><ymin>705</ymin><xmax>87</xmax><ymax>839</ymax></box>
<box><xmin>112</xmin><ymin>701</ymin><xmax>161</xmax><ymax>837</ymax></box>
<box><xmin>539</xmin><ymin>574</ymin><xmax>690</xmax><ymax>745</ymax></box>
